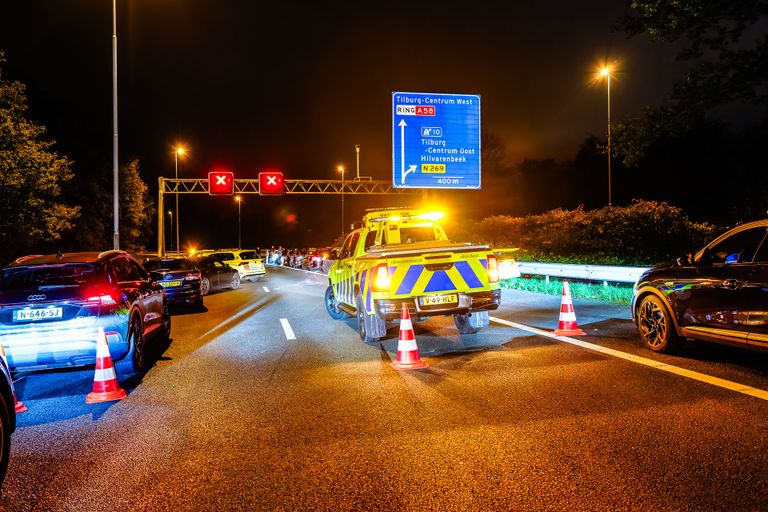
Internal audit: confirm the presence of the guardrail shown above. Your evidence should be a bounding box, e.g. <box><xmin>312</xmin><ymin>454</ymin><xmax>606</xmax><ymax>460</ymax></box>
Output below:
<box><xmin>515</xmin><ymin>262</ymin><xmax>651</xmax><ymax>285</ymax></box>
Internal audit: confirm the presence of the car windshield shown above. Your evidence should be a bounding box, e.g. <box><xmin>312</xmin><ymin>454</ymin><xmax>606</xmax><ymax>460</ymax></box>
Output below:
<box><xmin>0</xmin><ymin>264</ymin><xmax>102</xmax><ymax>291</ymax></box>
<box><xmin>144</xmin><ymin>258</ymin><xmax>195</xmax><ymax>271</ymax></box>
<box><xmin>238</xmin><ymin>251</ymin><xmax>259</xmax><ymax>260</ymax></box>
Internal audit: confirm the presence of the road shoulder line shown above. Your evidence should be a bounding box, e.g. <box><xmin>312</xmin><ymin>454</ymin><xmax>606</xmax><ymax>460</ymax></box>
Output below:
<box><xmin>490</xmin><ymin>316</ymin><xmax>768</xmax><ymax>402</ymax></box>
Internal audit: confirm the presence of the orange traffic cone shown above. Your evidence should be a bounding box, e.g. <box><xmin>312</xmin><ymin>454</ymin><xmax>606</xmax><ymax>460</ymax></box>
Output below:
<box><xmin>0</xmin><ymin>342</ymin><xmax>27</xmax><ymax>413</ymax></box>
<box><xmin>392</xmin><ymin>304</ymin><xmax>428</xmax><ymax>370</ymax></box>
<box><xmin>86</xmin><ymin>328</ymin><xmax>127</xmax><ymax>404</ymax></box>
<box><xmin>554</xmin><ymin>281</ymin><xmax>586</xmax><ymax>336</ymax></box>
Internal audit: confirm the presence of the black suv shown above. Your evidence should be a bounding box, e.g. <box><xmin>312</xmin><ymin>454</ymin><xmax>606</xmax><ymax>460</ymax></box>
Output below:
<box><xmin>0</xmin><ymin>251</ymin><xmax>170</xmax><ymax>374</ymax></box>
<box><xmin>633</xmin><ymin>220</ymin><xmax>768</xmax><ymax>353</ymax></box>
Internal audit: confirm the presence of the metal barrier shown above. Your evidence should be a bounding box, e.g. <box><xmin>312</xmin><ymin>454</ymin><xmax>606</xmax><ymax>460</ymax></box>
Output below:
<box><xmin>515</xmin><ymin>262</ymin><xmax>651</xmax><ymax>286</ymax></box>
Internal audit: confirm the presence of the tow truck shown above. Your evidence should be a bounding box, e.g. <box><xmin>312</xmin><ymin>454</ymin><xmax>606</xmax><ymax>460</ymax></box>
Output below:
<box><xmin>324</xmin><ymin>208</ymin><xmax>514</xmax><ymax>342</ymax></box>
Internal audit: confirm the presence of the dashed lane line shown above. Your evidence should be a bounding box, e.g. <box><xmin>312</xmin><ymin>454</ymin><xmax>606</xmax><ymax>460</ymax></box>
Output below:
<box><xmin>280</xmin><ymin>318</ymin><xmax>296</xmax><ymax>340</ymax></box>
<box><xmin>489</xmin><ymin>316</ymin><xmax>768</xmax><ymax>402</ymax></box>
<box><xmin>263</xmin><ymin>286</ymin><xmax>270</xmax><ymax>293</ymax></box>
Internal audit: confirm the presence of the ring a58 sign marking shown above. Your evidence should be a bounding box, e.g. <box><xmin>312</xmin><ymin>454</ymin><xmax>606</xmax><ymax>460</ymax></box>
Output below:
<box><xmin>392</xmin><ymin>91</ymin><xmax>481</xmax><ymax>189</ymax></box>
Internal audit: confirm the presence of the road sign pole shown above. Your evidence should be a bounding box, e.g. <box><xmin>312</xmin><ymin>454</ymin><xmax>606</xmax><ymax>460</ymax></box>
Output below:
<box><xmin>157</xmin><ymin>177</ymin><xmax>164</xmax><ymax>257</ymax></box>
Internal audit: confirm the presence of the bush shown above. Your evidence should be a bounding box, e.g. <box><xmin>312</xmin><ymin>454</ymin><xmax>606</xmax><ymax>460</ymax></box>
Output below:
<box><xmin>455</xmin><ymin>200</ymin><xmax>718</xmax><ymax>266</ymax></box>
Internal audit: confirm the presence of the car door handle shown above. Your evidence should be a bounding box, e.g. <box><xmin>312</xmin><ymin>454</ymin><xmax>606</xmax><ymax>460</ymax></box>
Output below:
<box><xmin>721</xmin><ymin>279</ymin><xmax>743</xmax><ymax>289</ymax></box>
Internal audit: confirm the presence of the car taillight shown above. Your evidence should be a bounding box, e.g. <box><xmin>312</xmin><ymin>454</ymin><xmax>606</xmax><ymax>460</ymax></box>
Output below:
<box><xmin>487</xmin><ymin>254</ymin><xmax>499</xmax><ymax>283</ymax></box>
<box><xmin>185</xmin><ymin>271</ymin><xmax>201</xmax><ymax>280</ymax></box>
<box><xmin>87</xmin><ymin>293</ymin><xmax>118</xmax><ymax>306</ymax></box>
<box><xmin>372</xmin><ymin>263</ymin><xmax>390</xmax><ymax>292</ymax></box>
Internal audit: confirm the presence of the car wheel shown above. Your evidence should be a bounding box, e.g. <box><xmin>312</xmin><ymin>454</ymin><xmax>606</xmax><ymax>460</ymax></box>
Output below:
<box><xmin>116</xmin><ymin>318</ymin><xmax>147</xmax><ymax>374</ymax></box>
<box><xmin>637</xmin><ymin>295</ymin><xmax>681</xmax><ymax>353</ymax></box>
<box><xmin>454</xmin><ymin>311</ymin><xmax>489</xmax><ymax>334</ymax></box>
<box><xmin>0</xmin><ymin>390</ymin><xmax>11</xmax><ymax>487</ymax></box>
<box><xmin>231</xmin><ymin>273</ymin><xmax>241</xmax><ymax>289</ymax></box>
<box><xmin>325</xmin><ymin>285</ymin><xmax>350</xmax><ymax>320</ymax></box>
<box><xmin>159</xmin><ymin>301</ymin><xmax>171</xmax><ymax>342</ymax></box>
<box><xmin>356</xmin><ymin>292</ymin><xmax>386</xmax><ymax>343</ymax></box>
<box><xmin>200</xmin><ymin>277</ymin><xmax>210</xmax><ymax>296</ymax></box>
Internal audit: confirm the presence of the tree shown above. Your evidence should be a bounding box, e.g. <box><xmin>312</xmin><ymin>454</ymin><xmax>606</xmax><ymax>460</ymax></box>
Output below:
<box><xmin>0</xmin><ymin>51</ymin><xmax>80</xmax><ymax>263</ymax></box>
<box><xmin>615</xmin><ymin>1</ymin><xmax>768</xmax><ymax>165</ymax></box>
<box><xmin>119</xmin><ymin>158</ymin><xmax>155</xmax><ymax>253</ymax></box>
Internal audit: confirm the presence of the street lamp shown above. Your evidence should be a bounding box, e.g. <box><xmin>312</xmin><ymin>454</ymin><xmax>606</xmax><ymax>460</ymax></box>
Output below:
<box><xmin>597</xmin><ymin>65</ymin><xmax>613</xmax><ymax>206</ymax></box>
<box><xmin>167</xmin><ymin>210</ymin><xmax>173</xmax><ymax>253</ymax></box>
<box><xmin>174</xmin><ymin>145</ymin><xmax>186</xmax><ymax>255</ymax></box>
<box><xmin>337</xmin><ymin>165</ymin><xmax>345</xmax><ymax>239</ymax></box>
<box><xmin>355</xmin><ymin>145</ymin><xmax>360</xmax><ymax>180</ymax></box>
<box><xmin>235</xmin><ymin>195</ymin><xmax>242</xmax><ymax>249</ymax></box>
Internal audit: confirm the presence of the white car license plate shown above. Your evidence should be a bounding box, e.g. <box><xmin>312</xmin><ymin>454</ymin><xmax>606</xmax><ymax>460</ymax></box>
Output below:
<box><xmin>420</xmin><ymin>294</ymin><xmax>458</xmax><ymax>306</ymax></box>
<box><xmin>161</xmin><ymin>280</ymin><xmax>182</xmax><ymax>288</ymax></box>
<box><xmin>14</xmin><ymin>307</ymin><xmax>63</xmax><ymax>322</ymax></box>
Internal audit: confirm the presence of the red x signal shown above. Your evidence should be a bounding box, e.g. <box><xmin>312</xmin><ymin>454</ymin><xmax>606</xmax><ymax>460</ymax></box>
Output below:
<box><xmin>259</xmin><ymin>171</ymin><xmax>284</xmax><ymax>196</ymax></box>
<box><xmin>208</xmin><ymin>171</ymin><xmax>234</xmax><ymax>195</ymax></box>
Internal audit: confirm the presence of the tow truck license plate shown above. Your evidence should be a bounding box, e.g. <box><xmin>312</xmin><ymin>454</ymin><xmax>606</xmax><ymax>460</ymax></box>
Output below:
<box><xmin>420</xmin><ymin>294</ymin><xmax>457</xmax><ymax>306</ymax></box>
<box><xmin>161</xmin><ymin>280</ymin><xmax>182</xmax><ymax>288</ymax></box>
<box><xmin>14</xmin><ymin>308</ymin><xmax>63</xmax><ymax>321</ymax></box>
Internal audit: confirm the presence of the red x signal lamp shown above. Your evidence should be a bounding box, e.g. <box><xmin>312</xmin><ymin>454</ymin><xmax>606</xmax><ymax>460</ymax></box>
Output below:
<box><xmin>208</xmin><ymin>171</ymin><xmax>234</xmax><ymax>196</ymax></box>
<box><xmin>259</xmin><ymin>171</ymin><xmax>284</xmax><ymax>196</ymax></box>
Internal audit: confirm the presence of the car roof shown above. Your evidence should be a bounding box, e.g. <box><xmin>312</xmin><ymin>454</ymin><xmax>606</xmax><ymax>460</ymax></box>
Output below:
<box><xmin>6</xmin><ymin>250</ymin><xmax>128</xmax><ymax>267</ymax></box>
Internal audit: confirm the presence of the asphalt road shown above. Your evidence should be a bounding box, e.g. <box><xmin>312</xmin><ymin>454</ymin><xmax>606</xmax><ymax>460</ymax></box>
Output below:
<box><xmin>2</xmin><ymin>265</ymin><xmax>768</xmax><ymax>511</ymax></box>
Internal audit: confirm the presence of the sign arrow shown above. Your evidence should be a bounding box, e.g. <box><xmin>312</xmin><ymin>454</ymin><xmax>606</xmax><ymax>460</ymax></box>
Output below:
<box><xmin>399</xmin><ymin>119</ymin><xmax>416</xmax><ymax>184</ymax></box>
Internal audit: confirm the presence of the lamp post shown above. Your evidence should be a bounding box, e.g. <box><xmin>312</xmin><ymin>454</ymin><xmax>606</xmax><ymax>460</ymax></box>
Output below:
<box><xmin>598</xmin><ymin>66</ymin><xmax>612</xmax><ymax>206</ymax></box>
<box><xmin>337</xmin><ymin>165</ymin><xmax>345</xmax><ymax>239</ymax></box>
<box><xmin>112</xmin><ymin>0</ymin><xmax>119</xmax><ymax>249</ymax></box>
<box><xmin>235</xmin><ymin>196</ymin><xmax>242</xmax><ymax>249</ymax></box>
<box><xmin>174</xmin><ymin>146</ymin><xmax>186</xmax><ymax>255</ymax></box>
<box><xmin>355</xmin><ymin>145</ymin><xmax>360</xmax><ymax>180</ymax></box>
<box><xmin>167</xmin><ymin>210</ymin><xmax>173</xmax><ymax>253</ymax></box>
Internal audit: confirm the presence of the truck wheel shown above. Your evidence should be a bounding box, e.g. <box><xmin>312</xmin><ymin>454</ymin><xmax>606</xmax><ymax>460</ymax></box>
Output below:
<box><xmin>356</xmin><ymin>292</ymin><xmax>386</xmax><ymax>343</ymax></box>
<box><xmin>325</xmin><ymin>286</ymin><xmax>350</xmax><ymax>320</ymax></box>
<box><xmin>454</xmin><ymin>311</ymin><xmax>489</xmax><ymax>334</ymax></box>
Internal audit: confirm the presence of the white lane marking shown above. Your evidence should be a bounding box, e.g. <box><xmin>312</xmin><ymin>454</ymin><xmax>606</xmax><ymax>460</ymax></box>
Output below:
<box><xmin>263</xmin><ymin>286</ymin><xmax>270</xmax><ymax>293</ymax></box>
<box><xmin>197</xmin><ymin>299</ymin><xmax>266</xmax><ymax>340</ymax></box>
<box><xmin>280</xmin><ymin>318</ymin><xmax>296</xmax><ymax>340</ymax></box>
<box><xmin>490</xmin><ymin>316</ymin><xmax>768</xmax><ymax>402</ymax></box>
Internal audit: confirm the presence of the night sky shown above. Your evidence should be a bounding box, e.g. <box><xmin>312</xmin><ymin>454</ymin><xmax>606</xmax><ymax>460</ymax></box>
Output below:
<box><xmin>0</xmin><ymin>1</ymin><xmax>689</xmax><ymax>250</ymax></box>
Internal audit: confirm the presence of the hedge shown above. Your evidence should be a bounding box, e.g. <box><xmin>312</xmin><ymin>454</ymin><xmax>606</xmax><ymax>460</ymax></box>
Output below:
<box><xmin>453</xmin><ymin>200</ymin><xmax>719</xmax><ymax>266</ymax></box>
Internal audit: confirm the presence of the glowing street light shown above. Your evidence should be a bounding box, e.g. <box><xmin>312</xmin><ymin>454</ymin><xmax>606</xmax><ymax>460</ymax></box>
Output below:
<box><xmin>167</xmin><ymin>210</ymin><xmax>173</xmax><ymax>253</ymax></box>
<box><xmin>174</xmin><ymin>145</ymin><xmax>186</xmax><ymax>255</ymax></box>
<box><xmin>596</xmin><ymin>65</ymin><xmax>614</xmax><ymax>205</ymax></box>
<box><xmin>337</xmin><ymin>165</ymin><xmax>345</xmax><ymax>239</ymax></box>
<box><xmin>235</xmin><ymin>195</ymin><xmax>242</xmax><ymax>249</ymax></box>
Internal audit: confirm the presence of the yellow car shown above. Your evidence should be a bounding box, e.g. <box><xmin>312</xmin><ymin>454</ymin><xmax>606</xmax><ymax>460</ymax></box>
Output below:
<box><xmin>201</xmin><ymin>249</ymin><xmax>267</xmax><ymax>281</ymax></box>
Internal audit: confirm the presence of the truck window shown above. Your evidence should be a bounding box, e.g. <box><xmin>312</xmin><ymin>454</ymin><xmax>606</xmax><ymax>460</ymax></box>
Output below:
<box><xmin>364</xmin><ymin>229</ymin><xmax>378</xmax><ymax>252</ymax></box>
<box><xmin>339</xmin><ymin>231</ymin><xmax>361</xmax><ymax>259</ymax></box>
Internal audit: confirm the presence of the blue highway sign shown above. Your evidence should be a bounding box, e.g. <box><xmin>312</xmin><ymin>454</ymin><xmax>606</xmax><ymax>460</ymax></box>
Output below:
<box><xmin>392</xmin><ymin>92</ymin><xmax>481</xmax><ymax>189</ymax></box>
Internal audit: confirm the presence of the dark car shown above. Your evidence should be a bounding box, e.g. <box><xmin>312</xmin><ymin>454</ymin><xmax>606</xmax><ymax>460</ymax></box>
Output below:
<box><xmin>307</xmin><ymin>247</ymin><xmax>333</xmax><ymax>271</ymax></box>
<box><xmin>189</xmin><ymin>256</ymin><xmax>241</xmax><ymax>295</ymax></box>
<box><xmin>0</xmin><ymin>251</ymin><xmax>170</xmax><ymax>375</ymax></box>
<box><xmin>143</xmin><ymin>258</ymin><xmax>202</xmax><ymax>307</ymax></box>
<box><xmin>633</xmin><ymin>219</ymin><xmax>768</xmax><ymax>353</ymax></box>
<box><xmin>0</xmin><ymin>353</ymin><xmax>17</xmax><ymax>487</ymax></box>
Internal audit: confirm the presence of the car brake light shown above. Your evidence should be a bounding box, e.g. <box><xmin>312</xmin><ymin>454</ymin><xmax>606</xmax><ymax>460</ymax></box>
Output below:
<box><xmin>372</xmin><ymin>263</ymin><xmax>390</xmax><ymax>292</ymax></box>
<box><xmin>487</xmin><ymin>254</ymin><xmax>499</xmax><ymax>283</ymax></box>
<box><xmin>87</xmin><ymin>294</ymin><xmax>118</xmax><ymax>306</ymax></box>
<box><xmin>185</xmin><ymin>272</ymin><xmax>201</xmax><ymax>280</ymax></box>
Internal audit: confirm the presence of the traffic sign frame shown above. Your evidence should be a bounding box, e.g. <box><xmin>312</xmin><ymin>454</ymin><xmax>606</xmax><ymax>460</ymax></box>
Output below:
<box><xmin>392</xmin><ymin>91</ymin><xmax>481</xmax><ymax>190</ymax></box>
